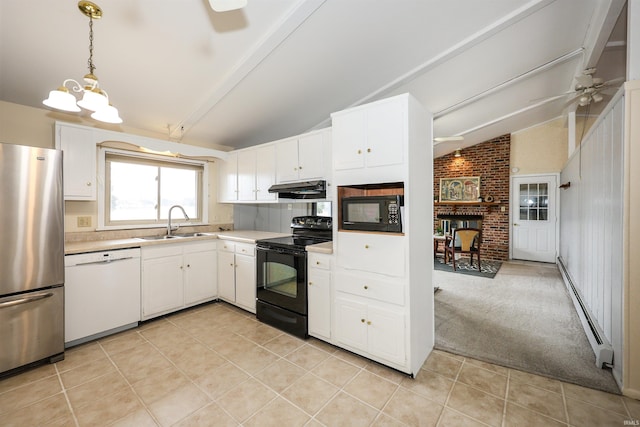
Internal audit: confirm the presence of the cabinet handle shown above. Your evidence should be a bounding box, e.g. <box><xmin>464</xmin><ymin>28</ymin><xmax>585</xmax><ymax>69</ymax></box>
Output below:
<box><xmin>363</xmin><ymin>285</ymin><xmax>368</xmax><ymax>290</ymax></box>
<box><xmin>308</xmin><ymin>281</ymin><xmax>313</xmax><ymax>286</ymax></box>
<box><xmin>180</xmin><ymin>265</ymin><xmax>184</xmax><ymax>269</ymax></box>
<box><xmin>86</xmin><ymin>182</ymin><xmax>92</xmax><ymax>186</ymax></box>
<box><xmin>367</xmin><ymin>321</ymin><xmax>372</xmax><ymax>325</ymax></box>
<box><xmin>299</xmin><ymin>166</ymin><xmax>302</xmax><ymax>170</ymax></box>
<box><xmin>294</xmin><ymin>167</ymin><xmax>298</xmax><ymax>171</ymax></box>
<box><xmin>187</xmin><ymin>264</ymin><xmax>191</xmax><ymax>268</ymax></box>
<box><xmin>316</xmin><ymin>261</ymin><xmax>320</xmax><ymax>265</ymax></box>
<box><xmin>367</xmin><ymin>148</ymin><xmax>371</xmax><ymax>153</ymax></box>
<box><xmin>357</xmin><ymin>149</ymin><xmax>362</xmax><ymax>154</ymax></box>
<box><xmin>361</xmin><ymin>318</ymin><xmax>365</xmax><ymax>323</ymax></box>
<box><xmin>365</xmin><ymin>245</ymin><xmax>369</xmax><ymax>249</ymax></box>
<box><xmin>229</xmin><ymin>263</ymin><xmax>234</xmax><ymax>266</ymax></box>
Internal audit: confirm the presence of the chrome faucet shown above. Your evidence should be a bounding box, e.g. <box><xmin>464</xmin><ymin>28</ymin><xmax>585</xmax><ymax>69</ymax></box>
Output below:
<box><xmin>167</xmin><ymin>205</ymin><xmax>189</xmax><ymax>236</ymax></box>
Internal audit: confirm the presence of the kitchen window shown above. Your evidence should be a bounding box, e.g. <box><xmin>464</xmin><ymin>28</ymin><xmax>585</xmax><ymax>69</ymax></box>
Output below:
<box><xmin>98</xmin><ymin>149</ymin><xmax>207</xmax><ymax>228</ymax></box>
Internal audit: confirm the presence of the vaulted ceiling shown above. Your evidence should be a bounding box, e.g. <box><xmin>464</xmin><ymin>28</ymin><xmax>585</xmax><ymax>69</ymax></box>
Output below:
<box><xmin>0</xmin><ymin>0</ymin><xmax>627</xmax><ymax>157</ymax></box>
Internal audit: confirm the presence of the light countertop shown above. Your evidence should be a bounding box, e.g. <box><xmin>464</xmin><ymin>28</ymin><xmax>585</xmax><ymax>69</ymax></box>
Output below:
<box><xmin>64</xmin><ymin>230</ymin><xmax>293</xmax><ymax>255</ymax></box>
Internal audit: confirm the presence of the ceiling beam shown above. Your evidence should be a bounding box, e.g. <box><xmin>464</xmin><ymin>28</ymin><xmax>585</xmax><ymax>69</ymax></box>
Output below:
<box><xmin>169</xmin><ymin>0</ymin><xmax>326</xmax><ymax>140</ymax></box>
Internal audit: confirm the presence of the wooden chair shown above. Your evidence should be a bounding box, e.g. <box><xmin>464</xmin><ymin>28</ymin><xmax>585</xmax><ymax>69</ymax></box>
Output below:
<box><xmin>444</xmin><ymin>228</ymin><xmax>481</xmax><ymax>271</ymax></box>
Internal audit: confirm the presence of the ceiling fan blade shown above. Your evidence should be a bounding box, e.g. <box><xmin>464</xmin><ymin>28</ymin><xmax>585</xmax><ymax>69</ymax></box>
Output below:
<box><xmin>209</xmin><ymin>0</ymin><xmax>247</xmax><ymax>12</ymax></box>
<box><xmin>600</xmin><ymin>77</ymin><xmax>625</xmax><ymax>87</ymax></box>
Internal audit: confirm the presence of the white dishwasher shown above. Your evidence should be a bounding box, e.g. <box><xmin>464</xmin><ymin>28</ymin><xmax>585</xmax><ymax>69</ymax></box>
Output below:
<box><xmin>65</xmin><ymin>248</ymin><xmax>141</xmax><ymax>347</ymax></box>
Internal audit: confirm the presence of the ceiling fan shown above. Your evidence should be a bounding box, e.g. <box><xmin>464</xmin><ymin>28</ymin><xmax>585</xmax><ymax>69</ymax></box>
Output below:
<box><xmin>209</xmin><ymin>0</ymin><xmax>247</xmax><ymax>12</ymax></box>
<box><xmin>535</xmin><ymin>68</ymin><xmax>623</xmax><ymax>107</ymax></box>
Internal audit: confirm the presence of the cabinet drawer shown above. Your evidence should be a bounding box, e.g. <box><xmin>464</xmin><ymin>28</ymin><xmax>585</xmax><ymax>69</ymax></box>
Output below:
<box><xmin>335</xmin><ymin>271</ymin><xmax>404</xmax><ymax>306</ymax></box>
<box><xmin>337</xmin><ymin>233</ymin><xmax>405</xmax><ymax>277</ymax></box>
<box><xmin>218</xmin><ymin>240</ymin><xmax>235</xmax><ymax>253</ymax></box>
<box><xmin>235</xmin><ymin>242</ymin><xmax>255</xmax><ymax>257</ymax></box>
<box><xmin>308</xmin><ymin>253</ymin><xmax>332</xmax><ymax>270</ymax></box>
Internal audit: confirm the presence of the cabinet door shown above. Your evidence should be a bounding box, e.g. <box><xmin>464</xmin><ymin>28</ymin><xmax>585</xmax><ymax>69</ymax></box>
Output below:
<box><xmin>334</xmin><ymin>295</ymin><xmax>368</xmax><ymax>351</ymax></box>
<box><xmin>184</xmin><ymin>250</ymin><xmax>217</xmax><ymax>305</ymax></box>
<box><xmin>337</xmin><ymin>233</ymin><xmax>405</xmax><ymax>277</ymax></box>
<box><xmin>367</xmin><ymin>304</ymin><xmax>406</xmax><ymax>365</ymax></box>
<box><xmin>217</xmin><ymin>251</ymin><xmax>236</xmax><ymax>303</ymax></box>
<box><xmin>308</xmin><ymin>267</ymin><xmax>331</xmax><ymax>340</ymax></box>
<box><xmin>332</xmin><ymin>109</ymin><xmax>366</xmax><ymax>171</ymax></box>
<box><xmin>142</xmin><ymin>255</ymin><xmax>184</xmax><ymax>319</ymax></box>
<box><xmin>235</xmin><ymin>253</ymin><xmax>256</xmax><ymax>313</ymax></box>
<box><xmin>237</xmin><ymin>150</ymin><xmax>257</xmax><ymax>201</ymax></box>
<box><xmin>57</xmin><ymin>124</ymin><xmax>96</xmax><ymax>200</ymax></box>
<box><xmin>219</xmin><ymin>152</ymin><xmax>238</xmax><ymax>202</ymax></box>
<box><xmin>298</xmin><ymin>133</ymin><xmax>324</xmax><ymax>180</ymax></box>
<box><xmin>276</xmin><ymin>138</ymin><xmax>301</xmax><ymax>183</ymax></box>
<box><xmin>255</xmin><ymin>145</ymin><xmax>277</xmax><ymax>201</ymax></box>
<box><xmin>365</xmin><ymin>98</ymin><xmax>404</xmax><ymax>168</ymax></box>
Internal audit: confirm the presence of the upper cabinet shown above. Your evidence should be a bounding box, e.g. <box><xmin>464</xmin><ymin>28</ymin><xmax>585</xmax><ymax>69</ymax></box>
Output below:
<box><xmin>221</xmin><ymin>145</ymin><xmax>277</xmax><ymax>203</ymax></box>
<box><xmin>55</xmin><ymin>122</ymin><xmax>96</xmax><ymax>201</ymax></box>
<box><xmin>218</xmin><ymin>152</ymin><xmax>238</xmax><ymax>202</ymax></box>
<box><xmin>275</xmin><ymin>129</ymin><xmax>330</xmax><ymax>183</ymax></box>
<box><xmin>237</xmin><ymin>145</ymin><xmax>277</xmax><ymax>202</ymax></box>
<box><xmin>331</xmin><ymin>96</ymin><xmax>404</xmax><ymax>178</ymax></box>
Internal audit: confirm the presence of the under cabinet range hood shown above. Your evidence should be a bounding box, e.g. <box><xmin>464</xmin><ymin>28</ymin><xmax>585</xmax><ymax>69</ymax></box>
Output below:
<box><xmin>268</xmin><ymin>180</ymin><xmax>326</xmax><ymax>199</ymax></box>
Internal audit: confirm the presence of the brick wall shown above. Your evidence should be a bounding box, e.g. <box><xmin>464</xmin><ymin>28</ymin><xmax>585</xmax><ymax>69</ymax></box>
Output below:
<box><xmin>434</xmin><ymin>135</ymin><xmax>510</xmax><ymax>260</ymax></box>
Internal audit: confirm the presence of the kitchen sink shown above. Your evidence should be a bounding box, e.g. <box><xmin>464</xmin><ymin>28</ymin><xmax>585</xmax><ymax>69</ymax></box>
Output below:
<box><xmin>138</xmin><ymin>235</ymin><xmax>184</xmax><ymax>240</ymax></box>
<box><xmin>138</xmin><ymin>232</ymin><xmax>216</xmax><ymax>241</ymax></box>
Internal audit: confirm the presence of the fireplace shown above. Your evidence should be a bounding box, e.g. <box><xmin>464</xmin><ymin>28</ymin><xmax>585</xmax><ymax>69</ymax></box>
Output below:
<box><xmin>437</xmin><ymin>214</ymin><xmax>483</xmax><ymax>235</ymax></box>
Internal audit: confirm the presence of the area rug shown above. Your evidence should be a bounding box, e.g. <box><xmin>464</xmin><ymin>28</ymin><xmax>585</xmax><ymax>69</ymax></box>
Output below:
<box><xmin>433</xmin><ymin>261</ymin><xmax>620</xmax><ymax>394</ymax></box>
<box><xmin>433</xmin><ymin>256</ymin><xmax>502</xmax><ymax>279</ymax></box>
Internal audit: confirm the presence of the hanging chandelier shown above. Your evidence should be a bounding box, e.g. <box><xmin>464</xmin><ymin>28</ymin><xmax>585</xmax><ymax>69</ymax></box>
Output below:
<box><xmin>43</xmin><ymin>1</ymin><xmax>122</xmax><ymax>124</ymax></box>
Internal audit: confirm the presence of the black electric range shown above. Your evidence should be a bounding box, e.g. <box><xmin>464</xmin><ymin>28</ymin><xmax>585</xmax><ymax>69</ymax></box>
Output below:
<box><xmin>255</xmin><ymin>216</ymin><xmax>332</xmax><ymax>338</ymax></box>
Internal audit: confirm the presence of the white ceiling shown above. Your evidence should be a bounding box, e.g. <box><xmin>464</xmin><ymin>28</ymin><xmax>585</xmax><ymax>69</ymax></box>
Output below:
<box><xmin>0</xmin><ymin>0</ymin><xmax>627</xmax><ymax>157</ymax></box>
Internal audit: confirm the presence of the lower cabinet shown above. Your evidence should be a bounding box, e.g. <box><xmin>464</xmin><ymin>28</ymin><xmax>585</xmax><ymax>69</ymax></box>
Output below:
<box><xmin>217</xmin><ymin>240</ymin><xmax>257</xmax><ymax>313</ymax></box>
<box><xmin>334</xmin><ymin>293</ymin><xmax>406</xmax><ymax>366</ymax></box>
<box><xmin>141</xmin><ymin>241</ymin><xmax>217</xmax><ymax>320</ymax></box>
<box><xmin>308</xmin><ymin>252</ymin><xmax>332</xmax><ymax>340</ymax></box>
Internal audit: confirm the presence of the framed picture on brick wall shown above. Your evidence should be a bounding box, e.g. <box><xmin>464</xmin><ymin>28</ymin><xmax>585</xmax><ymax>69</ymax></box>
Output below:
<box><xmin>439</xmin><ymin>176</ymin><xmax>480</xmax><ymax>202</ymax></box>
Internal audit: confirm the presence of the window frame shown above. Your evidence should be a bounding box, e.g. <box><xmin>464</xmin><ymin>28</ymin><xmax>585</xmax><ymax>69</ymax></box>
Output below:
<box><xmin>97</xmin><ymin>147</ymin><xmax>209</xmax><ymax>230</ymax></box>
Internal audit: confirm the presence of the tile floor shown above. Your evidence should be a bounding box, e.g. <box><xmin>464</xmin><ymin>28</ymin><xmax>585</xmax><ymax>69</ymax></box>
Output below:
<box><xmin>1</xmin><ymin>302</ymin><xmax>639</xmax><ymax>427</ymax></box>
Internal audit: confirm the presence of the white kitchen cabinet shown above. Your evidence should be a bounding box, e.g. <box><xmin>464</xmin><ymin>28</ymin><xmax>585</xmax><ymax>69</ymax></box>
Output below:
<box><xmin>217</xmin><ymin>240</ymin><xmax>256</xmax><ymax>313</ymax></box>
<box><xmin>331</xmin><ymin>93</ymin><xmax>433</xmax><ymax>376</ymax></box>
<box><xmin>237</xmin><ymin>146</ymin><xmax>276</xmax><ymax>202</ymax></box>
<box><xmin>334</xmin><ymin>293</ymin><xmax>406</xmax><ymax>366</ymax></box>
<box><xmin>331</xmin><ymin>96</ymin><xmax>404</xmax><ymax>173</ymax></box>
<box><xmin>55</xmin><ymin>122</ymin><xmax>96</xmax><ymax>200</ymax></box>
<box><xmin>276</xmin><ymin>129</ymin><xmax>328</xmax><ymax>183</ymax></box>
<box><xmin>308</xmin><ymin>252</ymin><xmax>332</xmax><ymax>340</ymax></box>
<box><xmin>141</xmin><ymin>241</ymin><xmax>217</xmax><ymax>320</ymax></box>
<box><xmin>218</xmin><ymin>152</ymin><xmax>238</xmax><ymax>202</ymax></box>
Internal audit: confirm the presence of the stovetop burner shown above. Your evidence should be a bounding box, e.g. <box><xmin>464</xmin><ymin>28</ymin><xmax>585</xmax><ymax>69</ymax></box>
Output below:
<box><xmin>256</xmin><ymin>216</ymin><xmax>332</xmax><ymax>252</ymax></box>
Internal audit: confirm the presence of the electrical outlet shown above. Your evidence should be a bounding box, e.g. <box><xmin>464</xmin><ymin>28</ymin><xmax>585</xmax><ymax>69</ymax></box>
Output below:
<box><xmin>77</xmin><ymin>216</ymin><xmax>92</xmax><ymax>227</ymax></box>
<box><xmin>288</xmin><ymin>204</ymin><xmax>292</xmax><ymax>211</ymax></box>
<box><xmin>501</xmin><ymin>206</ymin><xmax>506</xmax><ymax>212</ymax></box>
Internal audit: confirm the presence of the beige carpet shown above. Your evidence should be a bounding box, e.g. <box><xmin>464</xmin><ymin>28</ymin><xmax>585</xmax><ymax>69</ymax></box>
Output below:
<box><xmin>433</xmin><ymin>260</ymin><xmax>620</xmax><ymax>394</ymax></box>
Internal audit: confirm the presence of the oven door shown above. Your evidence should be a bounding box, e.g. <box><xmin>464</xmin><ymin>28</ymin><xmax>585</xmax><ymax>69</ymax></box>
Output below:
<box><xmin>256</xmin><ymin>246</ymin><xmax>307</xmax><ymax>315</ymax></box>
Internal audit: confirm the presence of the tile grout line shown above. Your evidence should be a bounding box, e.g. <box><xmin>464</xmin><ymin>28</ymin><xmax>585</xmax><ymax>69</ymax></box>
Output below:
<box><xmin>54</xmin><ymin>362</ymin><xmax>80</xmax><ymax>427</ymax></box>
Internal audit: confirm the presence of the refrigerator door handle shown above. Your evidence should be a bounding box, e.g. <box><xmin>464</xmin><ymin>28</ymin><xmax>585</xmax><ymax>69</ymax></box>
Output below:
<box><xmin>0</xmin><ymin>292</ymin><xmax>54</xmax><ymax>309</ymax></box>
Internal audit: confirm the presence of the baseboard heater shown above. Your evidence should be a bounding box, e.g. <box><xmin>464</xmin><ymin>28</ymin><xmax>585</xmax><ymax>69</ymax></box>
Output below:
<box><xmin>557</xmin><ymin>257</ymin><xmax>613</xmax><ymax>368</ymax></box>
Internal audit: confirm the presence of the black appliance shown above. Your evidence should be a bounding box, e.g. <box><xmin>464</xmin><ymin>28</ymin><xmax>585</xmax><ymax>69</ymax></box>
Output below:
<box><xmin>341</xmin><ymin>194</ymin><xmax>403</xmax><ymax>233</ymax></box>
<box><xmin>256</xmin><ymin>216</ymin><xmax>332</xmax><ymax>338</ymax></box>
<box><xmin>268</xmin><ymin>180</ymin><xmax>326</xmax><ymax>200</ymax></box>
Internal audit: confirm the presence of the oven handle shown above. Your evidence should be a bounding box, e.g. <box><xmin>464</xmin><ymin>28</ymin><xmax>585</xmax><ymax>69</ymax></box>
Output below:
<box><xmin>257</xmin><ymin>246</ymin><xmax>306</xmax><ymax>257</ymax></box>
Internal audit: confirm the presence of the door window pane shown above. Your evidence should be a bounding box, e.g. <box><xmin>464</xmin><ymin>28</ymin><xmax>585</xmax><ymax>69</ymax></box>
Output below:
<box><xmin>519</xmin><ymin>182</ymin><xmax>549</xmax><ymax>222</ymax></box>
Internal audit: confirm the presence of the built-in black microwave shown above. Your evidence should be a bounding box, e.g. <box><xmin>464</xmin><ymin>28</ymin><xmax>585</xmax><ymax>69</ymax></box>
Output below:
<box><xmin>341</xmin><ymin>195</ymin><xmax>403</xmax><ymax>233</ymax></box>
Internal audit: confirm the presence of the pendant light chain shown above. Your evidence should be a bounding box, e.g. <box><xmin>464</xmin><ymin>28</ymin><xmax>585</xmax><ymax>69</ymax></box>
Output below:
<box><xmin>87</xmin><ymin>16</ymin><xmax>95</xmax><ymax>76</ymax></box>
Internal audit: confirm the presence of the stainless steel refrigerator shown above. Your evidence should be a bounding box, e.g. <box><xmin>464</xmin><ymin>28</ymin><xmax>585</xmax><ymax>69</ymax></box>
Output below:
<box><xmin>0</xmin><ymin>143</ymin><xmax>65</xmax><ymax>375</ymax></box>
